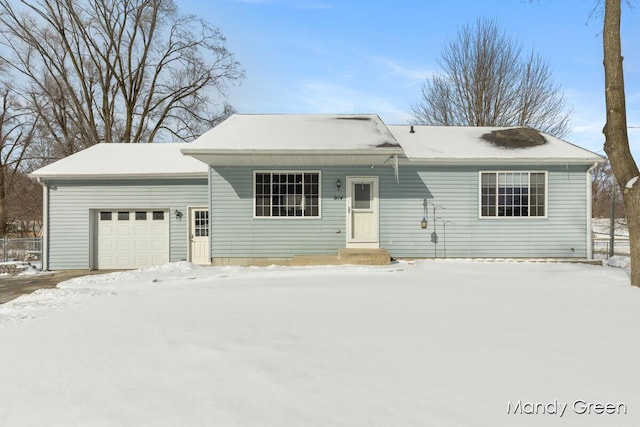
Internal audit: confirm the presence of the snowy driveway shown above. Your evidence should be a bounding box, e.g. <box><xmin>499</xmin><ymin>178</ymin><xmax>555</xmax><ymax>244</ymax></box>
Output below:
<box><xmin>0</xmin><ymin>260</ymin><xmax>638</xmax><ymax>427</ymax></box>
<box><xmin>0</xmin><ymin>270</ymin><xmax>116</xmax><ymax>304</ymax></box>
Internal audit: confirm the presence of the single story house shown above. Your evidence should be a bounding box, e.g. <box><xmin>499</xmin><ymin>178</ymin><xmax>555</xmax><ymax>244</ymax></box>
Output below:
<box><xmin>31</xmin><ymin>114</ymin><xmax>605</xmax><ymax>270</ymax></box>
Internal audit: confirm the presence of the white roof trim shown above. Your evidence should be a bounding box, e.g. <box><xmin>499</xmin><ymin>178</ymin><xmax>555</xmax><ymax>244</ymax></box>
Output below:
<box><xmin>31</xmin><ymin>172</ymin><xmax>208</xmax><ymax>180</ymax></box>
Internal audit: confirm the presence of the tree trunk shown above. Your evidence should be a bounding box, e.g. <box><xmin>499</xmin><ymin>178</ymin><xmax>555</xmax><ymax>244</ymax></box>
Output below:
<box><xmin>0</xmin><ymin>171</ymin><xmax>6</xmax><ymax>236</ymax></box>
<box><xmin>602</xmin><ymin>0</ymin><xmax>640</xmax><ymax>286</ymax></box>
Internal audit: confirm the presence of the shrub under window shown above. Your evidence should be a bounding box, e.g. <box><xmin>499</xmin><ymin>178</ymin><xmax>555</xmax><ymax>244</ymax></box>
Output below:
<box><xmin>481</xmin><ymin>172</ymin><xmax>546</xmax><ymax>217</ymax></box>
<box><xmin>255</xmin><ymin>172</ymin><xmax>320</xmax><ymax>217</ymax></box>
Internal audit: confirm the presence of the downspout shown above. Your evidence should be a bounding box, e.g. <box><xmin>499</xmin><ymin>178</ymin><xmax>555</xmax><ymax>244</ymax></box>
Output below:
<box><xmin>586</xmin><ymin>162</ymin><xmax>598</xmax><ymax>259</ymax></box>
<box><xmin>38</xmin><ymin>178</ymin><xmax>50</xmax><ymax>271</ymax></box>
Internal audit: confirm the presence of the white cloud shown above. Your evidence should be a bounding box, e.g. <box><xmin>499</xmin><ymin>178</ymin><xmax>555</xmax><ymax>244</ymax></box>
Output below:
<box><xmin>288</xmin><ymin>80</ymin><xmax>413</xmax><ymax>123</ymax></box>
<box><xmin>367</xmin><ymin>56</ymin><xmax>434</xmax><ymax>82</ymax></box>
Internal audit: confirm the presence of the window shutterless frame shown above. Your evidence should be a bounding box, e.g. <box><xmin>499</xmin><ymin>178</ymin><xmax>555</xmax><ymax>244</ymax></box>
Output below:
<box><xmin>478</xmin><ymin>171</ymin><xmax>548</xmax><ymax>219</ymax></box>
<box><xmin>253</xmin><ymin>170</ymin><xmax>322</xmax><ymax>219</ymax></box>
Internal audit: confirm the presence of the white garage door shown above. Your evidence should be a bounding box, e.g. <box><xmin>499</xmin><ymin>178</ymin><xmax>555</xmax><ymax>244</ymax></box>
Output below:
<box><xmin>97</xmin><ymin>210</ymin><xmax>169</xmax><ymax>269</ymax></box>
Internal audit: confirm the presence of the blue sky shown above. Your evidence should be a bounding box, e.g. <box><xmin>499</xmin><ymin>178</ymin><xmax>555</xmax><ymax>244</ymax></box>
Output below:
<box><xmin>179</xmin><ymin>0</ymin><xmax>640</xmax><ymax>161</ymax></box>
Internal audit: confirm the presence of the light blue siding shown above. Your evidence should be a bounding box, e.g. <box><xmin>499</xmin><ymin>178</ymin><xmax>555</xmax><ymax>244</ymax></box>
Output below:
<box><xmin>210</xmin><ymin>164</ymin><xmax>590</xmax><ymax>259</ymax></box>
<box><xmin>210</xmin><ymin>167</ymin><xmax>344</xmax><ymax>258</ymax></box>
<box><xmin>45</xmin><ymin>178</ymin><xmax>208</xmax><ymax>270</ymax></box>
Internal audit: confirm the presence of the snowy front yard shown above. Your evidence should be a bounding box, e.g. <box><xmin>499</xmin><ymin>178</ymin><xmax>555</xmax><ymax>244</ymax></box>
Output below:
<box><xmin>0</xmin><ymin>260</ymin><xmax>638</xmax><ymax>427</ymax></box>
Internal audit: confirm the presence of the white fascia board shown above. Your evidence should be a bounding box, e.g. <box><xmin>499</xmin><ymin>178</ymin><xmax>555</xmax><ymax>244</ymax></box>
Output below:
<box><xmin>180</xmin><ymin>148</ymin><xmax>404</xmax><ymax>156</ymax></box>
<box><xmin>182</xmin><ymin>149</ymin><xmax>405</xmax><ymax>167</ymax></box>
<box><xmin>29</xmin><ymin>172</ymin><xmax>209</xmax><ymax>180</ymax></box>
<box><xmin>404</xmin><ymin>157</ymin><xmax>606</xmax><ymax>166</ymax></box>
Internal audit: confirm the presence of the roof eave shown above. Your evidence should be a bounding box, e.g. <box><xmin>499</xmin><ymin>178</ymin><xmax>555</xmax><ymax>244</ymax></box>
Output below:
<box><xmin>180</xmin><ymin>148</ymin><xmax>404</xmax><ymax>156</ymax></box>
<box><xmin>29</xmin><ymin>172</ymin><xmax>209</xmax><ymax>181</ymax></box>
<box><xmin>405</xmin><ymin>157</ymin><xmax>606</xmax><ymax>165</ymax></box>
<box><xmin>181</xmin><ymin>148</ymin><xmax>405</xmax><ymax>167</ymax></box>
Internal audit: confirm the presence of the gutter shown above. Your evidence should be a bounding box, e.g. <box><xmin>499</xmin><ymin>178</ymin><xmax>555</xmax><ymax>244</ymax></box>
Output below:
<box><xmin>28</xmin><ymin>172</ymin><xmax>209</xmax><ymax>181</ymax></box>
<box><xmin>180</xmin><ymin>148</ymin><xmax>404</xmax><ymax>156</ymax></box>
<box><xmin>586</xmin><ymin>162</ymin><xmax>599</xmax><ymax>259</ymax></box>
<box><xmin>404</xmin><ymin>157</ymin><xmax>607</xmax><ymax>165</ymax></box>
<box><xmin>36</xmin><ymin>178</ymin><xmax>49</xmax><ymax>271</ymax></box>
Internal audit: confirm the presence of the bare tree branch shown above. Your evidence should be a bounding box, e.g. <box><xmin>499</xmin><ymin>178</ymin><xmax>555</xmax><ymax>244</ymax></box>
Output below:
<box><xmin>0</xmin><ymin>81</ymin><xmax>37</xmax><ymax>236</ymax></box>
<box><xmin>0</xmin><ymin>0</ymin><xmax>244</xmax><ymax>157</ymax></box>
<box><xmin>412</xmin><ymin>18</ymin><xmax>571</xmax><ymax>138</ymax></box>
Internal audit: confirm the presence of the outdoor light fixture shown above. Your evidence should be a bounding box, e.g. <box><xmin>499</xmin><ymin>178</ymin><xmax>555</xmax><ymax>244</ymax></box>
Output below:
<box><xmin>336</xmin><ymin>179</ymin><xmax>342</xmax><ymax>190</ymax></box>
<box><xmin>421</xmin><ymin>198</ymin><xmax>428</xmax><ymax>229</ymax></box>
<box><xmin>175</xmin><ymin>209</ymin><xmax>183</xmax><ymax>220</ymax></box>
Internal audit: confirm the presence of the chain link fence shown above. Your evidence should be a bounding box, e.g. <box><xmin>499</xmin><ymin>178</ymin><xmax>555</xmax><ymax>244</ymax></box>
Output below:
<box><xmin>1</xmin><ymin>237</ymin><xmax>42</xmax><ymax>263</ymax></box>
<box><xmin>592</xmin><ymin>218</ymin><xmax>630</xmax><ymax>257</ymax></box>
<box><xmin>593</xmin><ymin>236</ymin><xmax>630</xmax><ymax>256</ymax></box>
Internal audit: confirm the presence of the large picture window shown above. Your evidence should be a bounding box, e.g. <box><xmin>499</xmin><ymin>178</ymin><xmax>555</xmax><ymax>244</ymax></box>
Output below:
<box><xmin>255</xmin><ymin>172</ymin><xmax>320</xmax><ymax>217</ymax></box>
<box><xmin>480</xmin><ymin>171</ymin><xmax>546</xmax><ymax>217</ymax></box>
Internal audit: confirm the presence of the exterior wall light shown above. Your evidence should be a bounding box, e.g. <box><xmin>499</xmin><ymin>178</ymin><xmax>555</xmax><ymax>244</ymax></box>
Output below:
<box><xmin>175</xmin><ymin>209</ymin><xmax>183</xmax><ymax>220</ymax></box>
<box><xmin>336</xmin><ymin>179</ymin><xmax>342</xmax><ymax>190</ymax></box>
<box><xmin>421</xmin><ymin>198</ymin><xmax>428</xmax><ymax>229</ymax></box>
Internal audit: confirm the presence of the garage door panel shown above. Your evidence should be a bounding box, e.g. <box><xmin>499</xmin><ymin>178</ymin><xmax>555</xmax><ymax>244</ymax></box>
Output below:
<box><xmin>151</xmin><ymin>240</ymin><xmax>165</xmax><ymax>250</ymax></box>
<box><xmin>151</xmin><ymin>255</ymin><xmax>167</xmax><ymax>265</ymax></box>
<box><xmin>116</xmin><ymin>225</ymin><xmax>130</xmax><ymax>236</ymax></box>
<box><xmin>134</xmin><ymin>225</ymin><xmax>150</xmax><ymax>236</ymax></box>
<box><xmin>134</xmin><ymin>240</ymin><xmax>149</xmax><ymax>250</ymax></box>
<box><xmin>97</xmin><ymin>210</ymin><xmax>169</xmax><ymax>269</ymax></box>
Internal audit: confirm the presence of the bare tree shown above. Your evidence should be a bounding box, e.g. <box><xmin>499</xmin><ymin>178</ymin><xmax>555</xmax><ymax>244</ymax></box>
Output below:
<box><xmin>602</xmin><ymin>0</ymin><xmax>640</xmax><ymax>286</ymax></box>
<box><xmin>6</xmin><ymin>170</ymin><xmax>42</xmax><ymax>237</ymax></box>
<box><xmin>0</xmin><ymin>0</ymin><xmax>243</xmax><ymax>157</ymax></box>
<box><xmin>412</xmin><ymin>18</ymin><xmax>571</xmax><ymax>138</ymax></box>
<box><xmin>0</xmin><ymin>81</ymin><xmax>37</xmax><ymax>236</ymax></box>
<box><xmin>591</xmin><ymin>162</ymin><xmax>624</xmax><ymax>218</ymax></box>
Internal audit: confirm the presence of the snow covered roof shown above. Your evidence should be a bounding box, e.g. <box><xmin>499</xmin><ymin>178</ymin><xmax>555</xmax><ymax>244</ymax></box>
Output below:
<box><xmin>388</xmin><ymin>125</ymin><xmax>605</xmax><ymax>164</ymax></box>
<box><xmin>30</xmin><ymin>118</ymin><xmax>605</xmax><ymax>181</ymax></box>
<box><xmin>30</xmin><ymin>143</ymin><xmax>208</xmax><ymax>180</ymax></box>
<box><xmin>181</xmin><ymin>114</ymin><xmax>403</xmax><ymax>166</ymax></box>
<box><xmin>184</xmin><ymin>114</ymin><xmax>400</xmax><ymax>151</ymax></box>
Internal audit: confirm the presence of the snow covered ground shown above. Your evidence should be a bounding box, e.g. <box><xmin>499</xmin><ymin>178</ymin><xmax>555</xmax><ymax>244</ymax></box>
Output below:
<box><xmin>593</xmin><ymin>218</ymin><xmax>630</xmax><ymax>256</ymax></box>
<box><xmin>0</xmin><ymin>260</ymin><xmax>638</xmax><ymax>426</ymax></box>
<box><xmin>0</xmin><ymin>261</ymin><xmax>41</xmax><ymax>277</ymax></box>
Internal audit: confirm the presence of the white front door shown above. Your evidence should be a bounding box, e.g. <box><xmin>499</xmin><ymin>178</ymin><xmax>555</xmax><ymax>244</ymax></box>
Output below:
<box><xmin>189</xmin><ymin>208</ymin><xmax>210</xmax><ymax>265</ymax></box>
<box><xmin>346</xmin><ymin>176</ymin><xmax>379</xmax><ymax>248</ymax></box>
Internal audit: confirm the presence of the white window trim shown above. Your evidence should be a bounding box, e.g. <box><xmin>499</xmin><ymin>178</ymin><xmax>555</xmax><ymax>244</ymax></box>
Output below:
<box><xmin>478</xmin><ymin>171</ymin><xmax>548</xmax><ymax>219</ymax></box>
<box><xmin>253</xmin><ymin>170</ymin><xmax>322</xmax><ymax>219</ymax></box>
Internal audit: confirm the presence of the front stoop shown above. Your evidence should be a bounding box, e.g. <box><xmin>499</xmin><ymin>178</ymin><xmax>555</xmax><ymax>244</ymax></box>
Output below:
<box><xmin>338</xmin><ymin>248</ymin><xmax>391</xmax><ymax>265</ymax></box>
<box><xmin>289</xmin><ymin>248</ymin><xmax>391</xmax><ymax>266</ymax></box>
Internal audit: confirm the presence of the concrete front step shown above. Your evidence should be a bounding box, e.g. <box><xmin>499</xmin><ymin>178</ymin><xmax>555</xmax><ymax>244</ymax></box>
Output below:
<box><xmin>289</xmin><ymin>248</ymin><xmax>391</xmax><ymax>266</ymax></box>
<box><xmin>288</xmin><ymin>255</ymin><xmax>340</xmax><ymax>266</ymax></box>
<box><xmin>338</xmin><ymin>248</ymin><xmax>391</xmax><ymax>265</ymax></box>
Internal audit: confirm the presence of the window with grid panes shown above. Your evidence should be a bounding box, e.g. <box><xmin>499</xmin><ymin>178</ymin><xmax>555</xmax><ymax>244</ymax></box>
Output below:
<box><xmin>480</xmin><ymin>172</ymin><xmax>546</xmax><ymax>217</ymax></box>
<box><xmin>255</xmin><ymin>172</ymin><xmax>320</xmax><ymax>217</ymax></box>
<box><xmin>194</xmin><ymin>210</ymin><xmax>209</xmax><ymax>237</ymax></box>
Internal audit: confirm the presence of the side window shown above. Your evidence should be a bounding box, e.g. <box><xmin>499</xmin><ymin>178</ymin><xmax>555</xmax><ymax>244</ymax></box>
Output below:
<box><xmin>480</xmin><ymin>172</ymin><xmax>546</xmax><ymax>217</ymax></box>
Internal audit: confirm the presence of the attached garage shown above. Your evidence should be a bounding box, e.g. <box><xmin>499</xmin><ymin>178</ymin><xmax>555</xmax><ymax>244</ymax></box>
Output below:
<box><xmin>96</xmin><ymin>210</ymin><xmax>169</xmax><ymax>269</ymax></box>
<box><xmin>30</xmin><ymin>143</ymin><xmax>210</xmax><ymax>271</ymax></box>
